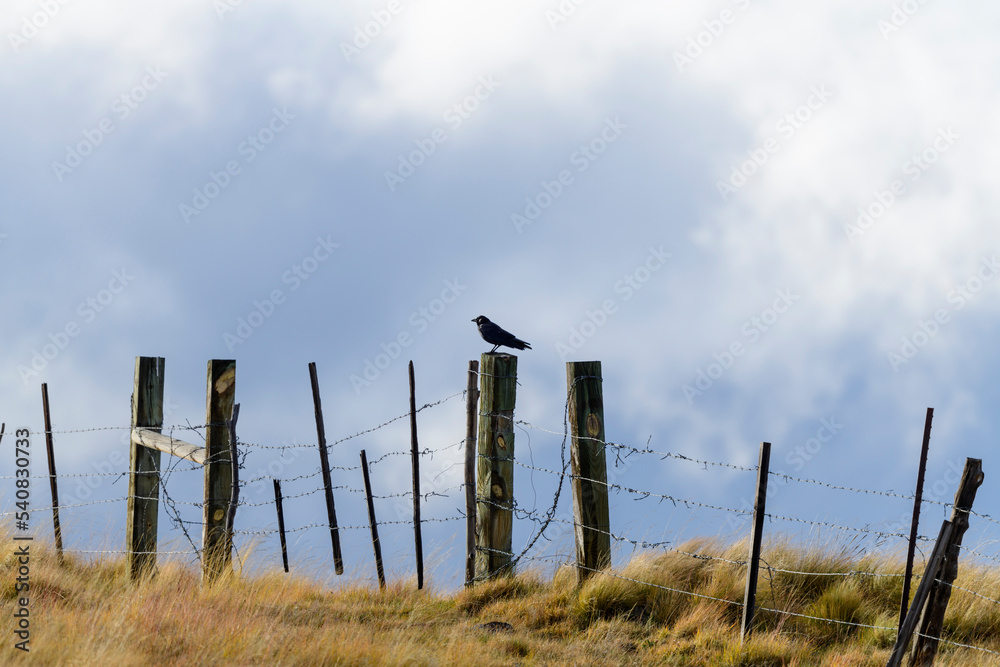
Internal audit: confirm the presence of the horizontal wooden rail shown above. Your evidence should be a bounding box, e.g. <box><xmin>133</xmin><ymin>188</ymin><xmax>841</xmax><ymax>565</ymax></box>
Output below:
<box><xmin>131</xmin><ymin>428</ymin><xmax>206</xmax><ymax>465</ymax></box>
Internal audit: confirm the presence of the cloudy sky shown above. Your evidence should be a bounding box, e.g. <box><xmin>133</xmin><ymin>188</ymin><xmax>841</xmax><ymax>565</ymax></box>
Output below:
<box><xmin>3</xmin><ymin>1</ymin><xmax>1000</xmax><ymax>588</ymax></box>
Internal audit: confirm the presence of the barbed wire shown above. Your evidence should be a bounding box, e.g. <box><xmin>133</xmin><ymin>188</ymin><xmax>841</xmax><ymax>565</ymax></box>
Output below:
<box><xmin>763</xmin><ymin>512</ymin><xmax>933</xmax><ymax>543</ymax></box>
<box><xmin>513</xmin><ymin>419</ymin><xmax>757</xmax><ymax>472</ymax></box>
<box><xmin>936</xmin><ymin>579</ymin><xmax>1000</xmax><ymax>607</ymax></box>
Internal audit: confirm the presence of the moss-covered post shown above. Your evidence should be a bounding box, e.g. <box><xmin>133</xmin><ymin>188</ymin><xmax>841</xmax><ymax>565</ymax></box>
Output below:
<box><xmin>567</xmin><ymin>361</ymin><xmax>610</xmax><ymax>584</ymax></box>
<box><xmin>127</xmin><ymin>356</ymin><xmax>164</xmax><ymax>580</ymax></box>
<box><xmin>475</xmin><ymin>353</ymin><xmax>517</xmax><ymax>580</ymax></box>
<box><xmin>202</xmin><ymin>359</ymin><xmax>236</xmax><ymax>581</ymax></box>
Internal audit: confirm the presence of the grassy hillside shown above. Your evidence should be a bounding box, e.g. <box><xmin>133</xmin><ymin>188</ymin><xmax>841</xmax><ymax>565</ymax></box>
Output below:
<box><xmin>2</xmin><ymin>537</ymin><xmax>999</xmax><ymax>665</ymax></box>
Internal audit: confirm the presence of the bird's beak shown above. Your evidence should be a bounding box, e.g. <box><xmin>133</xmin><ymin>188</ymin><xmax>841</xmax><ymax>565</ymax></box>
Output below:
<box><xmin>470</xmin><ymin>318</ymin><xmax>476</xmax><ymax>322</ymax></box>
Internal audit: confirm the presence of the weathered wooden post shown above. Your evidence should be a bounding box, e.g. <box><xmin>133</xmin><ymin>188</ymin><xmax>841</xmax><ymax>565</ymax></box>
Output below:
<box><xmin>741</xmin><ymin>441</ymin><xmax>771</xmax><ymax>641</ymax></box>
<box><xmin>886</xmin><ymin>520</ymin><xmax>954</xmax><ymax>667</ymax></box>
<box><xmin>567</xmin><ymin>361</ymin><xmax>610</xmax><ymax>584</ymax></box>
<box><xmin>909</xmin><ymin>458</ymin><xmax>984</xmax><ymax>666</ymax></box>
<box><xmin>41</xmin><ymin>383</ymin><xmax>64</xmax><ymax>563</ymax></box>
<box><xmin>309</xmin><ymin>362</ymin><xmax>345</xmax><ymax>575</ymax></box>
<box><xmin>202</xmin><ymin>359</ymin><xmax>236</xmax><ymax>581</ymax></box>
<box><xmin>464</xmin><ymin>360</ymin><xmax>479</xmax><ymax>587</ymax></box>
<box><xmin>273</xmin><ymin>479</ymin><xmax>290</xmax><ymax>573</ymax></box>
<box><xmin>127</xmin><ymin>356</ymin><xmax>164</xmax><ymax>580</ymax></box>
<box><xmin>899</xmin><ymin>407</ymin><xmax>934</xmax><ymax>631</ymax></box>
<box><xmin>408</xmin><ymin>360</ymin><xmax>424</xmax><ymax>590</ymax></box>
<box><xmin>475</xmin><ymin>353</ymin><xmax>517</xmax><ymax>580</ymax></box>
<box><xmin>360</xmin><ymin>449</ymin><xmax>386</xmax><ymax>590</ymax></box>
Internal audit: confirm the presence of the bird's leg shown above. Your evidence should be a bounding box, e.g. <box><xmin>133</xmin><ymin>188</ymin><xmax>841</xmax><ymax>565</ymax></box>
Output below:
<box><xmin>489</xmin><ymin>344</ymin><xmax>499</xmax><ymax>354</ymax></box>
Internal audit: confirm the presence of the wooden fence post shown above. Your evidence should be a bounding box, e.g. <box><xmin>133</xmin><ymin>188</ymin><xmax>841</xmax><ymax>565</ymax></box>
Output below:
<box><xmin>465</xmin><ymin>360</ymin><xmax>479</xmax><ymax>587</ymax></box>
<box><xmin>409</xmin><ymin>360</ymin><xmax>424</xmax><ymax>590</ymax></box>
<box><xmin>475</xmin><ymin>353</ymin><xmax>517</xmax><ymax>580</ymax></box>
<box><xmin>567</xmin><ymin>361</ymin><xmax>610</xmax><ymax>584</ymax></box>
<box><xmin>40</xmin><ymin>383</ymin><xmax>64</xmax><ymax>563</ymax></box>
<box><xmin>309</xmin><ymin>362</ymin><xmax>345</xmax><ymax>575</ymax></box>
<box><xmin>203</xmin><ymin>359</ymin><xmax>236</xmax><ymax>581</ymax></box>
<box><xmin>886</xmin><ymin>520</ymin><xmax>954</xmax><ymax>667</ymax></box>
<box><xmin>360</xmin><ymin>449</ymin><xmax>386</xmax><ymax>590</ymax></box>
<box><xmin>909</xmin><ymin>458</ymin><xmax>985</xmax><ymax>666</ymax></box>
<box><xmin>899</xmin><ymin>407</ymin><xmax>933</xmax><ymax>631</ymax></box>
<box><xmin>741</xmin><ymin>441</ymin><xmax>771</xmax><ymax>641</ymax></box>
<box><xmin>273</xmin><ymin>479</ymin><xmax>289</xmax><ymax>573</ymax></box>
<box><xmin>127</xmin><ymin>356</ymin><xmax>164</xmax><ymax>580</ymax></box>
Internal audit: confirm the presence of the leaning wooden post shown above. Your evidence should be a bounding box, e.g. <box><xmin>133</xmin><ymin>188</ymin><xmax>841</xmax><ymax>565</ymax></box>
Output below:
<box><xmin>741</xmin><ymin>441</ymin><xmax>772</xmax><ymax>641</ymax></box>
<box><xmin>899</xmin><ymin>407</ymin><xmax>934</xmax><ymax>631</ymax></box>
<box><xmin>464</xmin><ymin>360</ymin><xmax>480</xmax><ymax>587</ymax></box>
<box><xmin>360</xmin><ymin>449</ymin><xmax>386</xmax><ymax>590</ymax></box>
<box><xmin>567</xmin><ymin>361</ymin><xmax>610</xmax><ymax>584</ymax></box>
<box><xmin>202</xmin><ymin>359</ymin><xmax>236</xmax><ymax>581</ymax></box>
<box><xmin>127</xmin><ymin>356</ymin><xmax>164</xmax><ymax>580</ymax></box>
<box><xmin>909</xmin><ymin>458</ymin><xmax>984</xmax><ymax>666</ymax></box>
<box><xmin>408</xmin><ymin>360</ymin><xmax>424</xmax><ymax>590</ymax></box>
<box><xmin>475</xmin><ymin>353</ymin><xmax>517</xmax><ymax>580</ymax></box>
<box><xmin>273</xmin><ymin>479</ymin><xmax>290</xmax><ymax>573</ymax></box>
<box><xmin>40</xmin><ymin>383</ymin><xmax>64</xmax><ymax>563</ymax></box>
<box><xmin>309</xmin><ymin>362</ymin><xmax>344</xmax><ymax>575</ymax></box>
<box><xmin>886</xmin><ymin>520</ymin><xmax>954</xmax><ymax>667</ymax></box>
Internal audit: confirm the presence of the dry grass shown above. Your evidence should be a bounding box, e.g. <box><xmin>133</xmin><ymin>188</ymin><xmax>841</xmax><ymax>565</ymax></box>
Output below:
<box><xmin>3</xmin><ymin>536</ymin><xmax>1000</xmax><ymax>666</ymax></box>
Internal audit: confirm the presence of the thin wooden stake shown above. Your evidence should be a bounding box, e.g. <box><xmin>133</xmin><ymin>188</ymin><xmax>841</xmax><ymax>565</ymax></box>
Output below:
<box><xmin>225</xmin><ymin>403</ymin><xmax>241</xmax><ymax>550</ymax></box>
<box><xmin>899</xmin><ymin>407</ymin><xmax>933</xmax><ymax>631</ymax></box>
<box><xmin>309</xmin><ymin>362</ymin><xmax>344</xmax><ymax>575</ymax></box>
<box><xmin>567</xmin><ymin>361</ymin><xmax>610</xmax><ymax>585</ymax></box>
<box><xmin>203</xmin><ymin>359</ymin><xmax>236</xmax><ymax>581</ymax></box>
<box><xmin>910</xmin><ymin>458</ymin><xmax>985</xmax><ymax>666</ymax></box>
<box><xmin>741</xmin><ymin>441</ymin><xmax>771</xmax><ymax>641</ymax></box>
<box><xmin>886</xmin><ymin>520</ymin><xmax>954</xmax><ymax>667</ymax></box>
<box><xmin>360</xmin><ymin>449</ymin><xmax>386</xmax><ymax>590</ymax></box>
<box><xmin>408</xmin><ymin>360</ymin><xmax>424</xmax><ymax>590</ymax></box>
<box><xmin>40</xmin><ymin>383</ymin><xmax>64</xmax><ymax>563</ymax></box>
<box><xmin>127</xmin><ymin>356</ymin><xmax>164</xmax><ymax>581</ymax></box>
<box><xmin>273</xmin><ymin>479</ymin><xmax>289</xmax><ymax>573</ymax></box>
<box><xmin>464</xmin><ymin>360</ymin><xmax>479</xmax><ymax>587</ymax></box>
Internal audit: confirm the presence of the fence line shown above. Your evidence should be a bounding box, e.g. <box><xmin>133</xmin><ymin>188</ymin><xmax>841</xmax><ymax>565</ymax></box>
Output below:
<box><xmin>5</xmin><ymin>366</ymin><xmax>999</xmax><ymax>662</ymax></box>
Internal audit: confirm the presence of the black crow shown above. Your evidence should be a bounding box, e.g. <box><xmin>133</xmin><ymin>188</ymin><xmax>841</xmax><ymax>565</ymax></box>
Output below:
<box><xmin>472</xmin><ymin>316</ymin><xmax>532</xmax><ymax>354</ymax></box>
